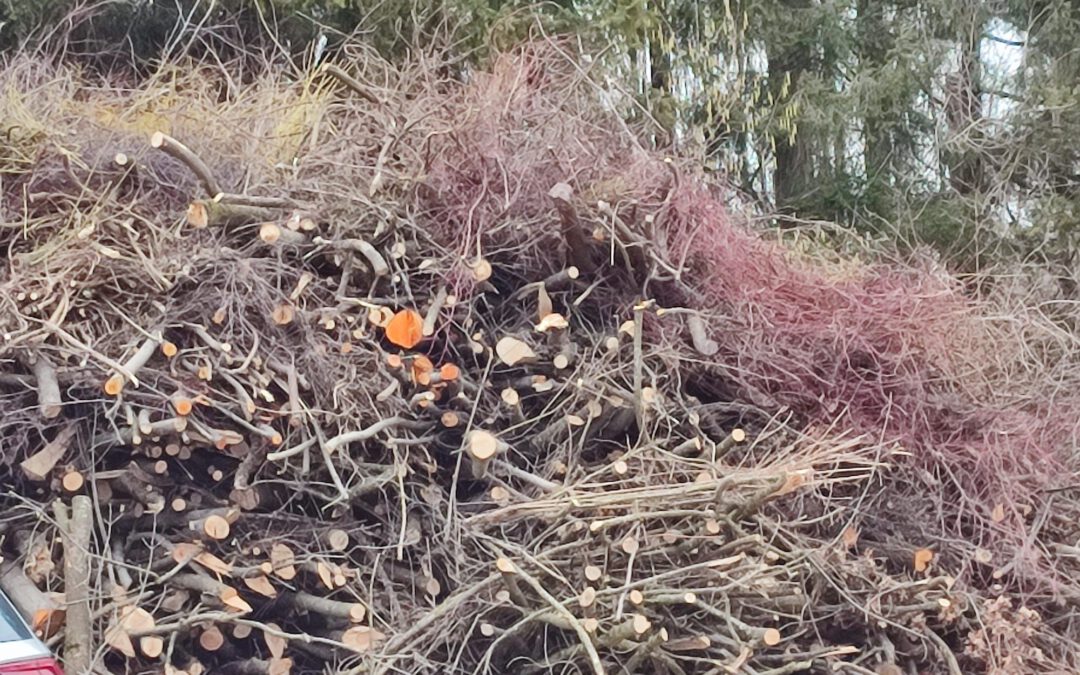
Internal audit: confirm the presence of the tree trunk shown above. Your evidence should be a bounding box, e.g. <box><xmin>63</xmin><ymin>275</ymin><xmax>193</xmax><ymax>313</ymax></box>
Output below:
<box><xmin>945</xmin><ymin>2</ymin><xmax>986</xmax><ymax>196</ymax></box>
<box><xmin>858</xmin><ymin>0</ymin><xmax>892</xmax><ymax>181</ymax></box>
<box><xmin>767</xmin><ymin>0</ymin><xmax>814</xmax><ymax>216</ymax></box>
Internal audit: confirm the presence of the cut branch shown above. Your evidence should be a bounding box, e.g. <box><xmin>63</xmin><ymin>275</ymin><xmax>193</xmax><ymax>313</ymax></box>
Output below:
<box><xmin>150</xmin><ymin>131</ymin><xmax>222</xmax><ymax>197</ymax></box>
<box><xmin>314</xmin><ymin>236</ymin><xmax>389</xmax><ymax>276</ymax></box>
<box><xmin>30</xmin><ymin>353</ymin><xmax>62</xmax><ymax>418</ymax></box>
<box><xmin>54</xmin><ymin>496</ymin><xmax>93</xmax><ymax>673</ymax></box>
<box><xmin>548</xmin><ymin>183</ymin><xmax>596</xmax><ymax>274</ymax></box>
<box><xmin>321</xmin><ymin>63</ymin><xmax>381</xmax><ymax>104</ymax></box>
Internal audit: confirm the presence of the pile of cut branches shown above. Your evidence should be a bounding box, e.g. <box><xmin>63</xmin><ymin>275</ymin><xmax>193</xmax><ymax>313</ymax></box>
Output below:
<box><xmin>2</xmin><ymin>36</ymin><xmax>1079</xmax><ymax>675</ymax></box>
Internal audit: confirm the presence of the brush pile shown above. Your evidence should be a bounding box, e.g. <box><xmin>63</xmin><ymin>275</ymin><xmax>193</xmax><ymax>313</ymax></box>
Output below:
<box><xmin>2</xmin><ymin>36</ymin><xmax>1080</xmax><ymax>675</ymax></box>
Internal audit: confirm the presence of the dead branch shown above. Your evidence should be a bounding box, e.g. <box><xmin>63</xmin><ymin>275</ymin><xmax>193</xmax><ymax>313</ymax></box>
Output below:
<box><xmin>54</xmin><ymin>496</ymin><xmax>93</xmax><ymax>673</ymax></box>
<box><xmin>150</xmin><ymin>131</ymin><xmax>222</xmax><ymax>197</ymax></box>
<box><xmin>30</xmin><ymin>352</ymin><xmax>62</xmax><ymax>418</ymax></box>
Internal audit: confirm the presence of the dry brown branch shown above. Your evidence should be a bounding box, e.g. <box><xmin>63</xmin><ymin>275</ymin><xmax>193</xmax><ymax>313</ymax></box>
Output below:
<box><xmin>313</xmin><ymin>236</ymin><xmax>389</xmax><ymax>276</ymax></box>
<box><xmin>320</xmin><ymin>63</ymin><xmax>381</xmax><ymax>104</ymax></box>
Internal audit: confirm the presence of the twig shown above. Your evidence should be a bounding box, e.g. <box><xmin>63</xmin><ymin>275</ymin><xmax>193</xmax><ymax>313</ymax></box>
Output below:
<box><xmin>506</xmin><ymin>558</ymin><xmax>605</xmax><ymax>675</ymax></box>
<box><xmin>423</xmin><ymin>286</ymin><xmax>448</xmax><ymax>337</ymax></box>
<box><xmin>314</xmin><ymin>236</ymin><xmax>389</xmax><ymax>276</ymax></box>
<box><xmin>321</xmin><ymin>63</ymin><xmax>381</xmax><ymax>104</ymax></box>
<box><xmin>150</xmin><ymin>131</ymin><xmax>221</xmax><ymax>197</ymax></box>
<box><xmin>632</xmin><ymin>300</ymin><xmax>646</xmax><ymax>430</ymax></box>
<box><xmin>324</xmin><ymin>416</ymin><xmax>407</xmax><ymax>452</ymax></box>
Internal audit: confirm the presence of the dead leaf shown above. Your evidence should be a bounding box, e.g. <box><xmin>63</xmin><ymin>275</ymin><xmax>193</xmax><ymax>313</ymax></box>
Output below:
<box><xmin>385</xmin><ymin>309</ymin><xmax>423</xmax><ymax>348</ymax></box>
<box><xmin>495</xmin><ymin>337</ymin><xmax>536</xmax><ymax>365</ymax></box>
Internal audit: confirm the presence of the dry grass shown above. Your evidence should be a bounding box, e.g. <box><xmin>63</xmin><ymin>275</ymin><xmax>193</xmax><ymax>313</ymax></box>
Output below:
<box><xmin>1</xmin><ymin>31</ymin><xmax>1079</xmax><ymax>675</ymax></box>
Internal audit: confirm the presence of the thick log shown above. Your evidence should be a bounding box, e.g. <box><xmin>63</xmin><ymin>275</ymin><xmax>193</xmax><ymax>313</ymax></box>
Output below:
<box><xmin>54</xmin><ymin>496</ymin><xmax>94</xmax><ymax>673</ymax></box>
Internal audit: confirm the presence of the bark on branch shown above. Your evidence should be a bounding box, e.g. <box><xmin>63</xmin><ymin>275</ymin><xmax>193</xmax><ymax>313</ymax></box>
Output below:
<box><xmin>150</xmin><ymin>131</ymin><xmax>222</xmax><ymax>197</ymax></box>
<box><xmin>54</xmin><ymin>496</ymin><xmax>93</xmax><ymax>674</ymax></box>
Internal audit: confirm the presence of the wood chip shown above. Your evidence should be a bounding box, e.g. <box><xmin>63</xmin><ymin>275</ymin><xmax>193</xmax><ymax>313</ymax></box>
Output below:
<box><xmin>220</xmin><ymin>586</ymin><xmax>252</xmax><ymax>613</ymax></box>
<box><xmin>264</xmin><ymin>624</ymin><xmax>287</xmax><ymax>659</ymax></box>
<box><xmin>243</xmin><ymin>574</ymin><xmax>277</xmax><ymax>598</ymax></box>
<box><xmin>21</xmin><ymin>424</ymin><xmax>76</xmax><ymax>481</ymax></box>
<box><xmin>341</xmin><ymin>626</ymin><xmax>386</xmax><ymax>653</ymax></box>
<box><xmin>194</xmin><ymin>551</ymin><xmax>233</xmax><ymax>577</ymax></box>
<box><xmin>534</xmin><ymin>313</ymin><xmax>568</xmax><ymax>332</ymax></box>
<box><xmin>495</xmin><ymin>336</ymin><xmax>537</xmax><ymax>365</ymax></box>
<box><xmin>270</xmin><ymin>543</ymin><xmax>296</xmax><ymax>580</ymax></box>
<box><xmin>584</xmin><ymin>565</ymin><xmax>602</xmax><ymax>582</ymax></box>
<box><xmin>913</xmin><ymin>548</ymin><xmax>934</xmax><ymax>573</ymax></box>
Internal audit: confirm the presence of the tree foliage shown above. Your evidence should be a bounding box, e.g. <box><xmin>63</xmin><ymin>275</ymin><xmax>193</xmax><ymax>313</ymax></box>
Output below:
<box><xmin>5</xmin><ymin>0</ymin><xmax>1080</xmax><ymax>266</ymax></box>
